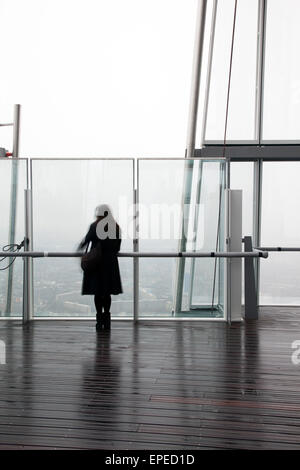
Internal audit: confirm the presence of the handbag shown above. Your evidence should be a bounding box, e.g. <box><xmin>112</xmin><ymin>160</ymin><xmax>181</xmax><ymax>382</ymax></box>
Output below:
<box><xmin>80</xmin><ymin>241</ymin><xmax>102</xmax><ymax>272</ymax></box>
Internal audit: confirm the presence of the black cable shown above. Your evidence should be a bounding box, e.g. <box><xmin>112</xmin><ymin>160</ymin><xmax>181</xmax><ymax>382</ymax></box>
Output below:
<box><xmin>0</xmin><ymin>239</ymin><xmax>25</xmax><ymax>271</ymax></box>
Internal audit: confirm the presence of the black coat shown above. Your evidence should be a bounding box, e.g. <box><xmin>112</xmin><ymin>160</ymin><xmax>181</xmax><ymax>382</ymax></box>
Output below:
<box><xmin>79</xmin><ymin>220</ymin><xmax>123</xmax><ymax>296</ymax></box>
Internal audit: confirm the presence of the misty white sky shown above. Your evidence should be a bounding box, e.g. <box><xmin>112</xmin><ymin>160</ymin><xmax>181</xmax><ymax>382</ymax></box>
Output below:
<box><xmin>0</xmin><ymin>0</ymin><xmax>197</xmax><ymax>157</ymax></box>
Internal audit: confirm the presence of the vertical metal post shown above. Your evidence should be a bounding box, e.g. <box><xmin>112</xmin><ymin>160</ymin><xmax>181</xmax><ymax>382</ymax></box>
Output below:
<box><xmin>133</xmin><ymin>183</ymin><xmax>139</xmax><ymax>323</ymax></box>
<box><xmin>188</xmin><ymin>1</ymin><xmax>218</xmax><ymax>309</ymax></box>
<box><xmin>23</xmin><ymin>189</ymin><xmax>34</xmax><ymax>323</ymax></box>
<box><xmin>173</xmin><ymin>0</ymin><xmax>208</xmax><ymax>314</ymax></box>
<box><xmin>5</xmin><ymin>104</ymin><xmax>21</xmax><ymax>315</ymax></box>
<box><xmin>13</xmin><ymin>104</ymin><xmax>21</xmax><ymax>158</ymax></box>
<box><xmin>226</xmin><ymin>159</ymin><xmax>231</xmax><ymax>324</ymax></box>
<box><xmin>186</xmin><ymin>0</ymin><xmax>208</xmax><ymax>157</ymax></box>
<box><xmin>253</xmin><ymin>159</ymin><xmax>263</xmax><ymax>306</ymax></box>
<box><xmin>243</xmin><ymin>236</ymin><xmax>258</xmax><ymax>320</ymax></box>
<box><xmin>253</xmin><ymin>0</ymin><xmax>267</xmax><ymax>307</ymax></box>
<box><xmin>226</xmin><ymin>189</ymin><xmax>242</xmax><ymax>323</ymax></box>
<box><xmin>254</xmin><ymin>0</ymin><xmax>267</xmax><ymax>144</ymax></box>
<box><xmin>201</xmin><ymin>0</ymin><xmax>218</xmax><ymax>145</ymax></box>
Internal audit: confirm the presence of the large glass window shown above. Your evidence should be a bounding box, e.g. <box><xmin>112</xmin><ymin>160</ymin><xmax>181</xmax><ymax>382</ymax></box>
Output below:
<box><xmin>260</xmin><ymin>162</ymin><xmax>300</xmax><ymax>305</ymax></box>
<box><xmin>263</xmin><ymin>0</ymin><xmax>300</xmax><ymax>141</ymax></box>
<box><xmin>202</xmin><ymin>0</ymin><xmax>258</xmax><ymax>142</ymax></box>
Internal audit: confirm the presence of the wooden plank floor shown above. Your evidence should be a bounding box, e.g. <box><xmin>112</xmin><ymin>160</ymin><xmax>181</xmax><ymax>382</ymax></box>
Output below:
<box><xmin>1</xmin><ymin>307</ymin><xmax>300</xmax><ymax>449</ymax></box>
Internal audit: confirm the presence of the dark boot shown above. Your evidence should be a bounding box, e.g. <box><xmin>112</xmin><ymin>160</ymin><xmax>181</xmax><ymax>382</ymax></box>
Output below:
<box><xmin>96</xmin><ymin>312</ymin><xmax>103</xmax><ymax>330</ymax></box>
<box><xmin>103</xmin><ymin>312</ymin><xmax>111</xmax><ymax>330</ymax></box>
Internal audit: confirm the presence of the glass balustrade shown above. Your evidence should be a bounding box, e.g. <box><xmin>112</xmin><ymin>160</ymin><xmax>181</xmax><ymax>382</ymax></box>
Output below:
<box><xmin>0</xmin><ymin>157</ymin><xmax>227</xmax><ymax>320</ymax></box>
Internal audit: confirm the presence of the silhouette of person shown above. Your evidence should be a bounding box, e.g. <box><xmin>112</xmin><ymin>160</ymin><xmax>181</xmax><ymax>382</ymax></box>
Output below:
<box><xmin>78</xmin><ymin>204</ymin><xmax>123</xmax><ymax>330</ymax></box>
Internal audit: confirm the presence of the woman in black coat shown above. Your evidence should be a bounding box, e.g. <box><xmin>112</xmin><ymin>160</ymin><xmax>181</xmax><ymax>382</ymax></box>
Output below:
<box><xmin>78</xmin><ymin>204</ymin><xmax>123</xmax><ymax>330</ymax></box>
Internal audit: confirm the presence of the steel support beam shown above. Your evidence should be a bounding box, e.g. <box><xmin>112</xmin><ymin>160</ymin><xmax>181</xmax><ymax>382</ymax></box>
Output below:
<box><xmin>200</xmin><ymin>0</ymin><xmax>218</xmax><ymax>145</ymax></box>
<box><xmin>254</xmin><ymin>0</ymin><xmax>267</xmax><ymax>144</ymax></box>
<box><xmin>197</xmin><ymin>145</ymin><xmax>300</xmax><ymax>160</ymax></box>
<box><xmin>133</xmin><ymin>188</ymin><xmax>139</xmax><ymax>323</ymax></box>
<box><xmin>22</xmin><ymin>189</ymin><xmax>34</xmax><ymax>323</ymax></box>
<box><xmin>186</xmin><ymin>0</ymin><xmax>208</xmax><ymax>158</ymax></box>
<box><xmin>253</xmin><ymin>159</ymin><xmax>263</xmax><ymax>304</ymax></box>
<box><xmin>173</xmin><ymin>0</ymin><xmax>208</xmax><ymax>314</ymax></box>
<box><xmin>253</xmin><ymin>0</ymin><xmax>267</xmax><ymax>307</ymax></box>
<box><xmin>5</xmin><ymin>104</ymin><xmax>21</xmax><ymax>315</ymax></box>
<box><xmin>188</xmin><ymin>1</ymin><xmax>218</xmax><ymax>310</ymax></box>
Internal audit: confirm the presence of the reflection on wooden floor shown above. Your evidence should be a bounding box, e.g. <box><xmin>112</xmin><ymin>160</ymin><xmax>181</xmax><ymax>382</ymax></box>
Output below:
<box><xmin>0</xmin><ymin>306</ymin><xmax>300</xmax><ymax>449</ymax></box>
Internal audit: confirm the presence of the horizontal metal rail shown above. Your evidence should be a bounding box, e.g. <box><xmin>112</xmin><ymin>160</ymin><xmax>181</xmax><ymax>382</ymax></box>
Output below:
<box><xmin>0</xmin><ymin>250</ymin><xmax>269</xmax><ymax>258</ymax></box>
<box><xmin>255</xmin><ymin>247</ymin><xmax>300</xmax><ymax>252</ymax></box>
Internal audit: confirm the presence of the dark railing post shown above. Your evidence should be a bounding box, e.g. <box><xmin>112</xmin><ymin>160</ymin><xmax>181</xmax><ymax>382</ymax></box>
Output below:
<box><xmin>243</xmin><ymin>236</ymin><xmax>258</xmax><ymax>320</ymax></box>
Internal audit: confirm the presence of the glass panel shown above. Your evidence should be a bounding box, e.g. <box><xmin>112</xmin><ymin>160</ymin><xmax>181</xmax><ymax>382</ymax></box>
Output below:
<box><xmin>31</xmin><ymin>159</ymin><xmax>134</xmax><ymax>318</ymax></box>
<box><xmin>263</xmin><ymin>0</ymin><xmax>300</xmax><ymax>141</ymax></box>
<box><xmin>260</xmin><ymin>162</ymin><xmax>300</xmax><ymax>305</ymax></box>
<box><xmin>203</xmin><ymin>0</ymin><xmax>258</xmax><ymax>142</ymax></box>
<box><xmin>138</xmin><ymin>159</ymin><xmax>226</xmax><ymax>319</ymax></box>
<box><xmin>0</xmin><ymin>159</ymin><xmax>27</xmax><ymax>317</ymax></box>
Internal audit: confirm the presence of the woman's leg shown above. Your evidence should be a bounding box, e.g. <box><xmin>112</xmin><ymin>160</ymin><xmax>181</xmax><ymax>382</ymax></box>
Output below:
<box><xmin>94</xmin><ymin>294</ymin><xmax>111</xmax><ymax>329</ymax></box>
<box><xmin>94</xmin><ymin>295</ymin><xmax>104</xmax><ymax>329</ymax></box>
<box><xmin>94</xmin><ymin>294</ymin><xmax>103</xmax><ymax>314</ymax></box>
<box><xmin>102</xmin><ymin>294</ymin><xmax>111</xmax><ymax>314</ymax></box>
<box><xmin>102</xmin><ymin>294</ymin><xmax>111</xmax><ymax>330</ymax></box>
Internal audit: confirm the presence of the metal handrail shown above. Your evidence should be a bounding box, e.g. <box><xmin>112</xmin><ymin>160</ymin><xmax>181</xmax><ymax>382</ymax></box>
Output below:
<box><xmin>0</xmin><ymin>247</ymin><xmax>268</xmax><ymax>323</ymax></box>
<box><xmin>0</xmin><ymin>250</ymin><xmax>269</xmax><ymax>258</ymax></box>
<box><xmin>254</xmin><ymin>247</ymin><xmax>300</xmax><ymax>252</ymax></box>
